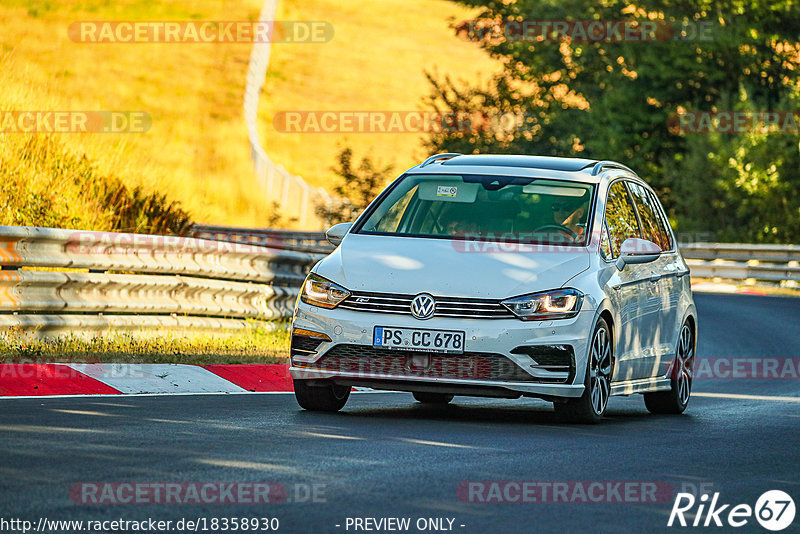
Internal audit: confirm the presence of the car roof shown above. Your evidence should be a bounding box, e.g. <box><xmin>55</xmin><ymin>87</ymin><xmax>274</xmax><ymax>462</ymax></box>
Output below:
<box><xmin>406</xmin><ymin>153</ymin><xmax>641</xmax><ymax>185</ymax></box>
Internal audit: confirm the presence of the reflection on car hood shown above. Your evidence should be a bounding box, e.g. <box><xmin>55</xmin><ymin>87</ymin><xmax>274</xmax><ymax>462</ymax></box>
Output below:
<box><xmin>314</xmin><ymin>234</ymin><xmax>591</xmax><ymax>299</ymax></box>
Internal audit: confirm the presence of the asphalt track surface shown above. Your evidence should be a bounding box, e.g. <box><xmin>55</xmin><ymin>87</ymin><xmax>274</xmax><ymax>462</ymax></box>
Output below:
<box><xmin>1</xmin><ymin>293</ymin><xmax>798</xmax><ymax>534</ymax></box>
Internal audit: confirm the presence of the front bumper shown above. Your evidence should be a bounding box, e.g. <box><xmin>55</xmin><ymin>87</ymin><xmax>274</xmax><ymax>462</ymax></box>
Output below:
<box><xmin>289</xmin><ymin>303</ymin><xmax>597</xmax><ymax>400</ymax></box>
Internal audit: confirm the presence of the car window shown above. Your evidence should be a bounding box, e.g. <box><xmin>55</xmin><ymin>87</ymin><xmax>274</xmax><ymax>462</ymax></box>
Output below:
<box><xmin>356</xmin><ymin>174</ymin><xmax>595</xmax><ymax>246</ymax></box>
<box><xmin>600</xmin><ymin>223</ymin><xmax>612</xmax><ymax>260</ymax></box>
<box><xmin>647</xmin><ymin>189</ymin><xmax>674</xmax><ymax>251</ymax></box>
<box><xmin>374</xmin><ymin>186</ymin><xmax>417</xmax><ymax>233</ymax></box>
<box><xmin>627</xmin><ymin>182</ymin><xmax>672</xmax><ymax>251</ymax></box>
<box><xmin>604</xmin><ymin>181</ymin><xmax>641</xmax><ymax>258</ymax></box>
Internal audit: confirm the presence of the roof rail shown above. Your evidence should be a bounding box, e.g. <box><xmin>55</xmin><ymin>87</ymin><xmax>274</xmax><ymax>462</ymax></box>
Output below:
<box><xmin>590</xmin><ymin>161</ymin><xmax>637</xmax><ymax>176</ymax></box>
<box><xmin>419</xmin><ymin>153</ymin><xmax>462</xmax><ymax>167</ymax></box>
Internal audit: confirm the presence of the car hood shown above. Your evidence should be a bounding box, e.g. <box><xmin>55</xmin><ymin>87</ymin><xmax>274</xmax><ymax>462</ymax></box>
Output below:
<box><xmin>314</xmin><ymin>234</ymin><xmax>591</xmax><ymax>299</ymax></box>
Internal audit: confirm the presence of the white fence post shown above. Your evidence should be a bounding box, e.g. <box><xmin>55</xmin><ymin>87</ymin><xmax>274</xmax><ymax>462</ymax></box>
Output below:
<box><xmin>243</xmin><ymin>0</ymin><xmax>334</xmax><ymax>228</ymax></box>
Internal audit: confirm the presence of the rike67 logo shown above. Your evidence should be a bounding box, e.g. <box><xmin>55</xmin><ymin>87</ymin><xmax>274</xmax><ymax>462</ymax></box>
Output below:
<box><xmin>668</xmin><ymin>490</ymin><xmax>795</xmax><ymax>531</ymax></box>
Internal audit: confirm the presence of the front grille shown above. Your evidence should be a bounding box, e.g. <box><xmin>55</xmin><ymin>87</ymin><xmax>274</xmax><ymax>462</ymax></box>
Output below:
<box><xmin>338</xmin><ymin>291</ymin><xmax>515</xmax><ymax>319</ymax></box>
<box><xmin>302</xmin><ymin>344</ymin><xmax>537</xmax><ymax>382</ymax></box>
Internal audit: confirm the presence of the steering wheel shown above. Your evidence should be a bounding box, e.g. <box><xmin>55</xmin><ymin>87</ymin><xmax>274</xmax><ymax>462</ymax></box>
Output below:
<box><xmin>533</xmin><ymin>224</ymin><xmax>579</xmax><ymax>241</ymax></box>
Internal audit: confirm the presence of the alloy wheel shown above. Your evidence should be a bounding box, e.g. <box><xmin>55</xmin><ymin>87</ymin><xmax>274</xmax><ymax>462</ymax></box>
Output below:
<box><xmin>589</xmin><ymin>326</ymin><xmax>612</xmax><ymax>415</ymax></box>
<box><xmin>675</xmin><ymin>324</ymin><xmax>694</xmax><ymax>405</ymax></box>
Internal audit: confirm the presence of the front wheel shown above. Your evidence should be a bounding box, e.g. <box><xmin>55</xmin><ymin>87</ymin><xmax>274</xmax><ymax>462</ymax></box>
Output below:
<box><xmin>413</xmin><ymin>392</ymin><xmax>454</xmax><ymax>404</ymax></box>
<box><xmin>554</xmin><ymin>317</ymin><xmax>613</xmax><ymax>424</ymax></box>
<box><xmin>294</xmin><ymin>380</ymin><xmax>350</xmax><ymax>412</ymax></box>
<box><xmin>644</xmin><ymin>322</ymin><xmax>694</xmax><ymax>414</ymax></box>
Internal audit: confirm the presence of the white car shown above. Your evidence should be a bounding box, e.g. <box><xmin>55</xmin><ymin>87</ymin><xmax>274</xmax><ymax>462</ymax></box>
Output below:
<box><xmin>290</xmin><ymin>154</ymin><xmax>697</xmax><ymax>423</ymax></box>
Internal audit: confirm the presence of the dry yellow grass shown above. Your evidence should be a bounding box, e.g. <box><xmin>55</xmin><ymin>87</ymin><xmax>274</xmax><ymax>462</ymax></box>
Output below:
<box><xmin>0</xmin><ymin>0</ymin><xmax>497</xmax><ymax>229</ymax></box>
<box><xmin>262</xmin><ymin>0</ymin><xmax>500</xmax><ymax>191</ymax></box>
<box><xmin>0</xmin><ymin>322</ymin><xmax>290</xmax><ymax>364</ymax></box>
<box><xmin>0</xmin><ymin>0</ymin><xmax>275</xmax><ymax>227</ymax></box>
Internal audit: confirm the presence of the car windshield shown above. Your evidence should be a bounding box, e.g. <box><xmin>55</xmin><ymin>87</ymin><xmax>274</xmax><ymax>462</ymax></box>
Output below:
<box><xmin>356</xmin><ymin>174</ymin><xmax>595</xmax><ymax>245</ymax></box>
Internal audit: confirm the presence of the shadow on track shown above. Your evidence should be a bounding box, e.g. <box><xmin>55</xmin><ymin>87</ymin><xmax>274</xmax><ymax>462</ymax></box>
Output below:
<box><xmin>289</xmin><ymin>395</ymin><xmax>677</xmax><ymax>429</ymax></box>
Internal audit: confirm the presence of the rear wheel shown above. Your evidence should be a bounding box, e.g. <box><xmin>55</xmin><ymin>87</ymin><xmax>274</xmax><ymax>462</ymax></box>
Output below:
<box><xmin>644</xmin><ymin>322</ymin><xmax>694</xmax><ymax>414</ymax></box>
<box><xmin>554</xmin><ymin>317</ymin><xmax>613</xmax><ymax>424</ymax></box>
<box><xmin>412</xmin><ymin>392</ymin><xmax>454</xmax><ymax>404</ymax></box>
<box><xmin>294</xmin><ymin>380</ymin><xmax>350</xmax><ymax>412</ymax></box>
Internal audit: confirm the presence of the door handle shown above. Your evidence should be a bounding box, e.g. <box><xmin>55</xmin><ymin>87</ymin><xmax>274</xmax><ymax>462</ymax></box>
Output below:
<box><xmin>649</xmin><ymin>272</ymin><xmax>662</xmax><ymax>282</ymax></box>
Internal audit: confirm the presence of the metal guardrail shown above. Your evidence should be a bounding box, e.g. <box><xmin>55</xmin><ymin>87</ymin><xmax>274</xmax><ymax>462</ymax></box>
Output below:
<box><xmin>678</xmin><ymin>243</ymin><xmax>800</xmax><ymax>263</ymax></box>
<box><xmin>190</xmin><ymin>228</ymin><xmax>800</xmax><ymax>286</ymax></box>
<box><xmin>191</xmin><ymin>224</ymin><xmax>334</xmax><ymax>254</ymax></box>
<box><xmin>2</xmin><ymin>224</ymin><xmax>796</xmax><ymax>339</ymax></box>
<box><xmin>0</xmin><ymin>226</ymin><xmax>325</xmax><ymax>338</ymax></box>
<box><xmin>680</xmin><ymin>243</ymin><xmax>800</xmax><ymax>286</ymax></box>
<box><xmin>190</xmin><ymin>227</ymin><xmax>799</xmax><ymax>285</ymax></box>
<box><xmin>0</xmin><ymin>314</ymin><xmax>263</xmax><ymax>338</ymax></box>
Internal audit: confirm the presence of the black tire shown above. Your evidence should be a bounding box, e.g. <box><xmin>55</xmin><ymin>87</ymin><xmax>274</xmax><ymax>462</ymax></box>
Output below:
<box><xmin>644</xmin><ymin>321</ymin><xmax>694</xmax><ymax>415</ymax></box>
<box><xmin>294</xmin><ymin>380</ymin><xmax>350</xmax><ymax>412</ymax></box>
<box><xmin>554</xmin><ymin>317</ymin><xmax>613</xmax><ymax>424</ymax></box>
<box><xmin>412</xmin><ymin>392</ymin><xmax>454</xmax><ymax>404</ymax></box>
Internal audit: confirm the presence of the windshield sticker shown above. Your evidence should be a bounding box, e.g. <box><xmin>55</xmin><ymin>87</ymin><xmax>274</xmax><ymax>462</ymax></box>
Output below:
<box><xmin>437</xmin><ymin>185</ymin><xmax>458</xmax><ymax>197</ymax></box>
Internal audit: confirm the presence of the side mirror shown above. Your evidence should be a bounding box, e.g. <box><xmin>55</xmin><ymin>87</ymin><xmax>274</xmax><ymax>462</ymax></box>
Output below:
<box><xmin>325</xmin><ymin>222</ymin><xmax>353</xmax><ymax>246</ymax></box>
<box><xmin>615</xmin><ymin>238</ymin><xmax>662</xmax><ymax>270</ymax></box>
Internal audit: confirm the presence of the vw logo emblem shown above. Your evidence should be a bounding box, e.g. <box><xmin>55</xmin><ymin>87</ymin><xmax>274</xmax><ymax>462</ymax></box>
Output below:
<box><xmin>410</xmin><ymin>293</ymin><xmax>435</xmax><ymax>320</ymax></box>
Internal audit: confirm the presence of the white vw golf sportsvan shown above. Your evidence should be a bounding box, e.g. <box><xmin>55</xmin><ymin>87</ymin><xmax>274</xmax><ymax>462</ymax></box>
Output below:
<box><xmin>290</xmin><ymin>154</ymin><xmax>697</xmax><ymax>423</ymax></box>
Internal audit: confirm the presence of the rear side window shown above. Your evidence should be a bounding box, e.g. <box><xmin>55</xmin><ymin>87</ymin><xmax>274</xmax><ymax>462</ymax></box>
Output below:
<box><xmin>600</xmin><ymin>223</ymin><xmax>612</xmax><ymax>259</ymax></box>
<box><xmin>647</xmin><ymin>189</ymin><xmax>674</xmax><ymax>250</ymax></box>
<box><xmin>627</xmin><ymin>182</ymin><xmax>672</xmax><ymax>251</ymax></box>
<box><xmin>604</xmin><ymin>181</ymin><xmax>641</xmax><ymax>258</ymax></box>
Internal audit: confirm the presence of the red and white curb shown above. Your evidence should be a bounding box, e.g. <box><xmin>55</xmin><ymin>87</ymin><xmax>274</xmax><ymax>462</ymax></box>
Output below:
<box><xmin>0</xmin><ymin>363</ymin><xmax>295</xmax><ymax>397</ymax></box>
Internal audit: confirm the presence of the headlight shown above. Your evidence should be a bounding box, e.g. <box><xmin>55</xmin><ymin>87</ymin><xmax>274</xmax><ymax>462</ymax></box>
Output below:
<box><xmin>501</xmin><ymin>288</ymin><xmax>583</xmax><ymax>321</ymax></box>
<box><xmin>300</xmin><ymin>273</ymin><xmax>350</xmax><ymax>309</ymax></box>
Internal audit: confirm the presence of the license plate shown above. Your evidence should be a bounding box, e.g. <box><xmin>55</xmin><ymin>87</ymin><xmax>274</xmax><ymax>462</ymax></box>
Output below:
<box><xmin>373</xmin><ymin>326</ymin><xmax>465</xmax><ymax>354</ymax></box>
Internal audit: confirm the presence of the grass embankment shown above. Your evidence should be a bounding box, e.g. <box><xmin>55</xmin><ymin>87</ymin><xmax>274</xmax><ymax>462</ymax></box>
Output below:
<box><xmin>0</xmin><ymin>0</ymin><xmax>495</xmax><ymax>360</ymax></box>
<box><xmin>0</xmin><ymin>133</ymin><xmax>192</xmax><ymax>233</ymax></box>
<box><xmin>0</xmin><ymin>323</ymin><xmax>291</xmax><ymax>364</ymax></box>
<box><xmin>0</xmin><ymin>0</ymin><xmax>496</xmax><ymax>229</ymax></box>
<box><xmin>0</xmin><ymin>0</ymin><xmax>274</xmax><ymax>228</ymax></box>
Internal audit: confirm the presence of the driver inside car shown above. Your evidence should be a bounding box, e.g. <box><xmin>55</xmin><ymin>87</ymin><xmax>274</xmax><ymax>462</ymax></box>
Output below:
<box><xmin>551</xmin><ymin>198</ymin><xmax>588</xmax><ymax>240</ymax></box>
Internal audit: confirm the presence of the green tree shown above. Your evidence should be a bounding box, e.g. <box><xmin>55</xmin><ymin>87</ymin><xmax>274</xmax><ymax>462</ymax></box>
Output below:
<box><xmin>668</xmin><ymin>94</ymin><xmax>800</xmax><ymax>242</ymax></box>
<box><xmin>426</xmin><ymin>0</ymin><xmax>800</xmax><ymax>241</ymax></box>
<box><xmin>316</xmin><ymin>147</ymin><xmax>394</xmax><ymax>225</ymax></box>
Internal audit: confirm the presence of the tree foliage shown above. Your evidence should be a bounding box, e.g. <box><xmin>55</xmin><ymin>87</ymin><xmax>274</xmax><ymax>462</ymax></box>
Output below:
<box><xmin>425</xmin><ymin>0</ymin><xmax>800</xmax><ymax>242</ymax></box>
<box><xmin>316</xmin><ymin>147</ymin><xmax>394</xmax><ymax>226</ymax></box>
